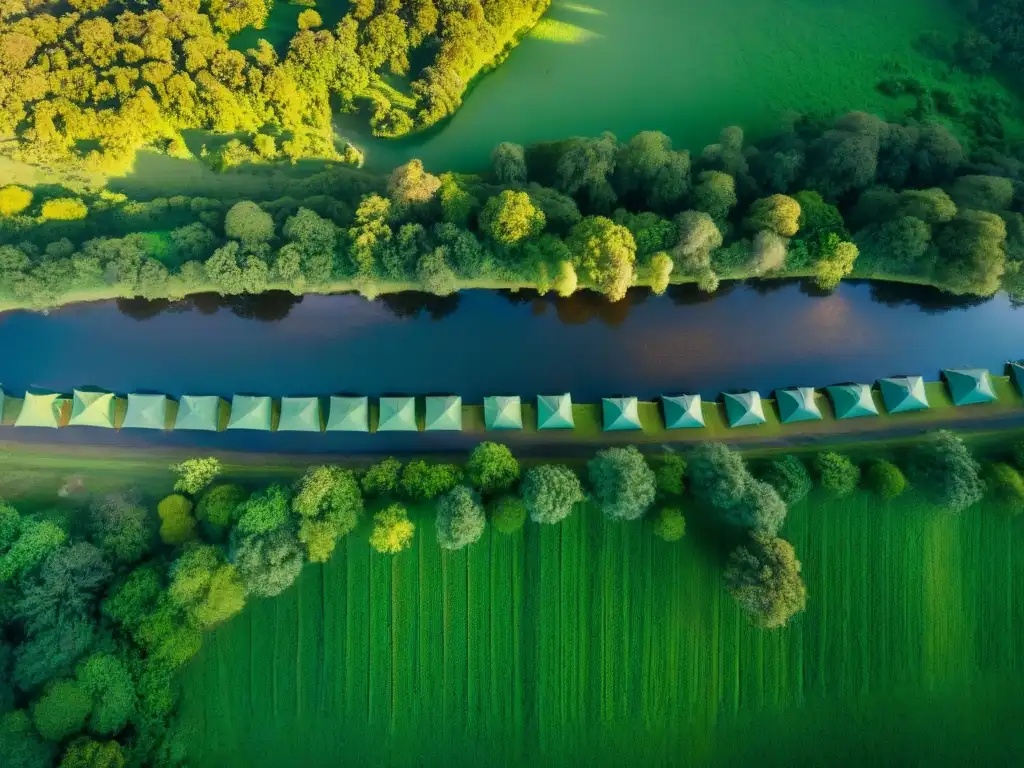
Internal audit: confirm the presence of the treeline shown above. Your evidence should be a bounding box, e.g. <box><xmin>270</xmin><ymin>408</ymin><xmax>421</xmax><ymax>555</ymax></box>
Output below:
<box><xmin>2</xmin><ymin>111</ymin><xmax>1024</xmax><ymax>310</ymax></box>
<box><xmin>0</xmin><ymin>0</ymin><xmax>549</xmax><ymax>172</ymax></box>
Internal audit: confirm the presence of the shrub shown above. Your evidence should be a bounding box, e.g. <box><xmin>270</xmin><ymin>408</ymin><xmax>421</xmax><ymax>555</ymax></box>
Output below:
<box><xmin>985</xmin><ymin>462</ymin><xmax>1024</xmax><ymax>516</ymax></box>
<box><xmin>761</xmin><ymin>455</ymin><xmax>812</xmax><ymax>505</ymax></box>
<box><xmin>196</xmin><ymin>484</ymin><xmax>247</xmax><ymax>529</ymax></box>
<box><xmin>588</xmin><ymin>446</ymin><xmax>657</xmax><ymax>521</ymax></box>
<box><xmin>521</xmin><ymin>465</ymin><xmax>584</xmax><ymax>524</ymax></box>
<box><xmin>361</xmin><ymin>457</ymin><xmax>402</xmax><ymax>496</ymax></box>
<box><xmin>157</xmin><ymin>495</ymin><xmax>196</xmax><ymax>545</ymax></box>
<box><xmin>170</xmin><ymin>458</ymin><xmax>222</xmax><ymax>496</ymax></box>
<box><xmin>490</xmin><ymin>496</ymin><xmax>526</xmax><ymax>534</ymax></box>
<box><xmin>370</xmin><ymin>504</ymin><xmax>415</xmax><ymax>554</ymax></box>
<box><xmin>652</xmin><ymin>507</ymin><xmax>686</xmax><ymax>542</ymax></box>
<box><xmin>467</xmin><ymin>442</ymin><xmax>520</xmax><ymax>494</ymax></box>
<box><xmin>400</xmin><ymin>461</ymin><xmax>462</xmax><ymax>502</ymax></box>
<box><xmin>864</xmin><ymin>460</ymin><xmax>907</xmax><ymax>500</ymax></box>
<box><xmin>655</xmin><ymin>453</ymin><xmax>687</xmax><ymax>497</ymax></box>
<box><xmin>233</xmin><ymin>484</ymin><xmax>291</xmax><ymax>536</ymax></box>
<box><xmin>435</xmin><ymin>486</ymin><xmax>486</xmax><ymax>550</ymax></box>
<box><xmin>813</xmin><ymin>452</ymin><xmax>860</xmax><ymax>497</ymax></box>
<box><xmin>724</xmin><ymin>533</ymin><xmax>807</xmax><ymax>629</ymax></box>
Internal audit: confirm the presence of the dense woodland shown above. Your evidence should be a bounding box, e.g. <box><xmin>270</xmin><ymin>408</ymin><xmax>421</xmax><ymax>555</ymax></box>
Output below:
<box><xmin>0</xmin><ymin>0</ymin><xmax>549</xmax><ymax>171</ymax></box>
<box><xmin>1</xmin><ymin>111</ymin><xmax>1023</xmax><ymax>308</ymax></box>
<box><xmin>1</xmin><ymin>429</ymin><xmax>1019</xmax><ymax>767</ymax></box>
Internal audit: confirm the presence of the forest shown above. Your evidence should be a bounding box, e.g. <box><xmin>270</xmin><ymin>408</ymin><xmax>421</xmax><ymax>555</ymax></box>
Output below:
<box><xmin>1</xmin><ymin>110</ymin><xmax>1023</xmax><ymax>310</ymax></box>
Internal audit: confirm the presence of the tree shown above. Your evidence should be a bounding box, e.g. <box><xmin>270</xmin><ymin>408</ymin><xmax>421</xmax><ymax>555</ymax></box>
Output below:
<box><xmin>224</xmin><ymin>202</ymin><xmax>275</xmax><ymax>247</ymax></box>
<box><xmin>614</xmin><ymin>131</ymin><xmax>691</xmax><ymax>211</ymax></box>
<box><xmin>655</xmin><ymin>453</ymin><xmax>687</xmax><ymax>497</ymax></box>
<box><xmin>417</xmin><ymin>247</ymin><xmax>457</xmax><ymax>296</ymax></box>
<box><xmin>387</xmin><ymin>159</ymin><xmax>440</xmax><ymax>209</ymax></box>
<box><xmin>400</xmin><ymin>461</ymin><xmax>462</xmax><ymax>502</ymax></box>
<box><xmin>170</xmin><ymin>457</ymin><xmax>222</xmax><ymax>495</ymax></box>
<box><xmin>33</xmin><ymin>680</ymin><xmax>91</xmax><ymax>742</ymax></box>
<box><xmin>750</xmin><ymin>231</ymin><xmax>788</xmax><ymax>274</ymax></box>
<box><xmin>40</xmin><ymin>199</ymin><xmax>87</xmax><ymax>221</ymax></box>
<box><xmin>588</xmin><ymin>446</ymin><xmax>657</xmax><ymax>521</ymax></box>
<box><xmin>909</xmin><ymin>430</ymin><xmax>984</xmax><ymax>512</ymax></box>
<box><xmin>0</xmin><ymin>710</ymin><xmax>56</xmax><ymax>768</ymax></box>
<box><xmin>864</xmin><ymin>460</ymin><xmax>907</xmax><ymax>500</ymax></box>
<box><xmin>0</xmin><ymin>185</ymin><xmax>32</xmax><ymax>217</ymax></box>
<box><xmin>745</xmin><ymin>194</ymin><xmax>801</xmax><ymax>237</ymax></box>
<box><xmin>761</xmin><ymin>455</ymin><xmax>812</xmax><ymax>506</ymax></box>
<box><xmin>949</xmin><ymin>175</ymin><xmax>1014</xmax><ymax>213</ymax></box>
<box><xmin>521</xmin><ymin>465</ymin><xmax>584</xmax><ymax>524</ymax></box>
<box><xmin>297</xmin><ymin>9</ymin><xmax>322</xmax><ymax>29</ymax></box>
<box><xmin>691</xmin><ymin>171</ymin><xmax>736</xmax><ymax>222</ymax></box>
<box><xmin>233</xmin><ymin>484</ymin><xmax>291</xmax><ymax>536</ymax></box>
<box><xmin>727</xmin><ymin>479</ymin><xmax>788</xmax><ymax>535</ymax></box>
<box><xmin>814</xmin><ymin>235</ymin><xmax>859</xmax><ymax>290</ymax></box>
<box><xmin>566</xmin><ymin>216</ymin><xmax>637</xmax><ymax>301</ymax></box>
<box><xmin>490</xmin><ymin>496</ymin><xmax>526</xmax><ymax>534</ymax></box>
<box><xmin>435</xmin><ymin>486</ymin><xmax>486</xmax><ymax>550</ymax></box>
<box><xmin>17</xmin><ymin>543</ymin><xmax>112</xmax><ymax>634</ymax></box>
<box><xmin>652</xmin><ymin>507</ymin><xmax>686</xmax><ymax>542</ymax></box>
<box><xmin>0</xmin><ymin>514</ymin><xmax>67</xmax><ymax>584</ymax></box>
<box><xmin>467</xmin><ymin>442</ymin><xmax>520</xmax><ymax>494</ymax></box>
<box><xmin>552</xmin><ymin>260</ymin><xmax>578</xmax><ymax>296</ymax></box>
<box><xmin>813</xmin><ymin>452</ymin><xmax>860</xmax><ymax>497</ymax></box>
<box><xmin>479</xmin><ymin>190</ymin><xmax>545</xmax><ymax>246</ymax></box>
<box><xmin>167</xmin><ymin>543</ymin><xmax>245</xmax><ymax>628</ymax></box>
<box><xmin>898</xmin><ymin>188</ymin><xmax>957</xmax><ymax>224</ymax></box>
<box><xmin>59</xmin><ymin>738</ymin><xmax>125</xmax><ymax>768</ymax></box>
<box><xmin>196</xmin><ymin>484</ymin><xmax>247</xmax><ymax>530</ymax></box>
<box><xmin>648</xmin><ymin>252</ymin><xmax>674</xmax><ymax>294</ymax></box>
<box><xmin>673</xmin><ymin>210</ymin><xmax>722</xmax><ymax>276</ymax></box>
<box><xmin>292</xmin><ymin>466</ymin><xmax>363</xmax><ymax>563</ymax></box>
<box><xmin>87</xmin><ymin>492</ymin><xmax>153</xmax><ymax>565</ymax></box>
<box><xmin>230</xmin><ymin>529</ymin><xmax>304</xmax><ymax>597</ymax></box>
<box><xmin>102</xmin><ymin>566</ymin><xmax>162</xmax><ymax>633</ymax></box>
<box><xmin>986</xmin><ymin>462</ymin><xmax>1024</xmax><ymax>516</ymax></box>
<box><xmin>361</xmin><ymin>458</ymin><xmax>403</xmax><ymax>496</ymax></box>
<box><xmin>370</xmin><ymin>504</ymin><xmax>415</xmax><ymax>555</ymax></box>
<box><xmin>157</xmin><ymin>495</ymin><xmax>197</xmax><ymax>545</ymax></box>
<box><xmin>74</xmin><ymin>654</ymin><xmax>134</xmax><ymax>736</ymax></box>
<box><xmin>935</xmin><ymin>210</ymin><xmax>1007</xmax><ymax>296</ymax></box>
<box><xmin>14</xmin><ymin>620</ymin><xmax>96</xmax><ymax>693</ymax></box>
<box><xmin>555</xmin><ymin>133</ymin><xmax>618</xmax><ymax>212</ymax></box>
<box><xmin>687</xmin><ymin>443</ymin><xmax>748</xmax><ymax>510</ymax></box>
<box><xmin>491</xmin><ymin>142</ymin><xmax>527</xmax><ymax>185</ymax></box>
<box><xmin>724</xmin><ymin>533</ymin><xmax>807</xmax><ymax>629</ymax></box>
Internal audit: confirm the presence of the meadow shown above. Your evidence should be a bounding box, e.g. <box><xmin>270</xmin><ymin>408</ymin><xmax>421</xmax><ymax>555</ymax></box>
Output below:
<box><xmin>176</xmin><ymin>489</ymin><xmax>1024</xmax><ymax>766</ymax></box>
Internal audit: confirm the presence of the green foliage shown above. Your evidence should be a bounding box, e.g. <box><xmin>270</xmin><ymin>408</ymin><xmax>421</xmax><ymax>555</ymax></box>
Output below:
<box><xmin>492</xmin><ymin>142</ymin><xmax>527</xmax><ymax>186</ymax></box>
<box><xmin>655</xmin><ymin>453</ymin><xmax>687</xmax><ymax>497</ymax></box>
<box><xmin>168</xmin><ymin>544</ymin><xmax>246</xmax><ymax>629</ymax></box>
<box><xmin>724</xmin><ymin>533</ymin><xmax>807</xmax><ymax>629</ymax></box>
<box><xmin>16</xmin><ymin>543</ymin><xmax>112</xmax><ymax>634</ymax></box>
<box><xmin>103</xmin><ymin>566</ymin><xmax>162</xmax><ymax>632</ymax></box>
<box><xmin>566</xmin><ymin>216</ymin><xmax>637</xmax><ymax>301</ymax></box>
<box><xmin>196</xmin><ymin>484</ymin><xmax>247</xmax><ymax>530</ymax></box>
<box><xmin>479</xmin><ymin>190</ymin><xmax>546</xmax><ymax>246</ymax></box>
<box><xmin>292</xmin><ymin>466</ymin><xmax>363</xmax><ymax>562</ymax></box>
<box><xmin>14</xmin><ymin>620</ymin><xmax>96</xmax><ymax>693</ymax></box>
<box><xmin>522</xmin><ymin>465</ymin><xmax>585</xmax><ymax>524</ymax></box>
<box><xmin>435</xmin><ymin>486</ymin><xmax>486</xmax><ymax>550</ymax></box>
<box><xmin>908</xmin><ymin>430</ymin><xmax>984</xmax><ymax>513</ymax></box>
<box><xmin>652</xmin><ymin>506</ymin><xmax>686</xmax><ymax>542</ymax></box>
<box><xmin>813</xmin><ymin>452</ymin><xmax>861</xmax><ymax>497</ymax></box>
<box><xmin>934</xmin><ymin>210</ymin><xmax>1007</xmax><ymax>296</ymax></box>
<box><xmin>40</xmin><ymin>199</ymin><xmax>87</xmax><ymax>222</ymax></box>
<box><xmin>88</xmin><ymin>492</ymin><xmax>153</xmax><ymax>565</ymax></box>
<box><xmin>745</xmin><ymin>194</ymin><xmax>802</xmax><ymax>237</ymax></box>
<box><xmin>489</xmin><ymin>496</ymin><xmax>527</xmax><ymax>534</ymax></box>
<box><xmin>467</xmin><ymin>442</ymin><xmax>520</xmax><ymax>494</ymax></box>
<box><xmin>361</xmin><ymin>458</ymin><xmax>403</xmax><ymax>497</ymax></box>
<box><xmin>234</xmin><ymin>484</ymin><xmax>291</xmax><ymax>536</ymax></box>
<box><xmin>0</xmin><ymin>515</ymin><xmax>67</xmax><ymax>584</ymax></box>
<box><xmin>687</xmin><ymin>443</ymin><xmax>749</xmax><ymax>510</ymax></box>
<box><xmin>0</xmin><ymin>710</ymin><xmax>56</xmax><ymax>768</ymax></box>
<box><xmin>0</xmin><ymin>185</ymin><xmax>32</xmax><ymax>217</ymax></box>
<box><xmin>400</xmin><ymin>461</ymin><xmax>462</xmax><ymax>502</ymax></box>
<box><xmin>224</xmin><ymin>203</ymin><xmax>276</xmax><ymax>248</ymax></box>
<box><xmin>370</xmin><ymin>504</ymin><xmax>415</xmax><ymax>555</ymax></box>
<box><xmin>157</xmin><ymin>495</ymin><xmax>197</xmax><ymax>545</ymax></box>
<box><xmin>864</xmin><ymin>460</ymin><xmax>908</xmax><ymax>500</ymax></box>
<box><xmin>59</xmin><ymin>739</ymin><xmax>125</xmax><ymax>768</ymax></box>
<box><xmin>75</xmin><ymin>654</ymin><xmax>135</xmax><ymax>736</ymax></box>
<box><xmin>170</xmin><ymin>457</ymin><xmax>222</xmax><ymax>496</ymax></box>
<box><xmin>33</xmin><ymin>680</ymin><xmax>91</xmax><ymax>742</ymax></box>
<box><xmin>814</xmin><ymin>235</ymin><xmax>860</xmax><ymax>290</ymax></box>
<box><xmin>587</xmin><ymin>446</ymin><xmax>657</xmax><ymax>521</ymax></box>
<box><xmin>985</xmin><ymin>462</ymin><xmax>1024</xmax><ymax>516</ymax></box>
<box><xmin>230</xmin><ymin>529</ymin><xmax>304</xmax><ymax>597</ymax></box>
<box><xmin>761</xmin><ymin>455</ymin><xmax>813</xmax><ymax>506</ymax></box>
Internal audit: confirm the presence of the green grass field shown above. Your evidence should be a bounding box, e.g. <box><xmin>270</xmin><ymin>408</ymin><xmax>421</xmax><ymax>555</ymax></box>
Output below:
<box><xmin>176</xmin><ymin>490</ymin><xmax>1024</xmax><ymax>766</ymax></box>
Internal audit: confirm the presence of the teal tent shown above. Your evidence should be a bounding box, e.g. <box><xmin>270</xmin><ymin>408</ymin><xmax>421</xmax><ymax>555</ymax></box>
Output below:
<box><xmin>1011</xmin><ymin>362</ymin><xmax>1024</xmax><ymax>395</ymax></box>
<box><xmin>484</xmin><ymin>396</ymin><xmax>522</xmax><ymax>430</ymax></box>
<box><xmin>537</xmin><ymin>394</ymin><xmax>574</xmax><ymax>430</ymax></box>
<box><xmin>662</xmin><ymin>394</ymin><xmax>704</xmax><ymax>429</ymax></box>
<box><xmin>378</xmin><ymin>396</ymin><xmax>418</xmax><ymax>432</ymax></box>
<box><xmin>603</xmin><ymin>397</ymin><xmax>642</xmax><ymax>431</ymax></box>
<box><xmin>826</xmin><ymin>384</ymin><xmax>878</xmax><ymax>420</ymax></box>
<box><xmin>278</xmin><ymin>397</ymin><xmax>322</xmax><ymax>432</ymax></box>
<box><xmin>122</xmin><ymin>394</ymin><xmax>168</xmax><ymax>430</ymax></box>
<box><xmin>69</xmin><ymin>389</ymin><xmax>116</xmax><ymax>428</ymax></box>
<box><xmin>174</xmin><ymin>395</ymin><xmax>222</xmax><ymax>431</ymax></box>
<box><xmin>944</xmin><ymin>368</ymin><xmax>997</xmax><ymax>406</ymax></box>
<box><xmin>775</xmin><ymin>387</ymin><xmax>822</xmax><ymax>424</ymax></box>
<box><xmin>878</xmin><ymin>376</ymin><xmax>929</xmax><ymax>414</ymax></box>
<box><xmin>227</xmin><ymin>395</ymin><xmax>273</xmax><ymax>431</ymax></box>
<box><xmin>723</xmin><ymin>391</ymin><xmax>766</xmax><ymax>428</ymax></box>
<box><xmin>425</xmin><ymin>396</ymin><xmax>462</xmax><ymax>431</ymax></box>
<box><xmin>326</xmin><ymin>396</ymin><xmax>369</xmax><ymax>432</ymax></box>
<box><xmin>15</xmin><ymin>392</ymin><xmax>63</xmax><ymax>428</ymax></box>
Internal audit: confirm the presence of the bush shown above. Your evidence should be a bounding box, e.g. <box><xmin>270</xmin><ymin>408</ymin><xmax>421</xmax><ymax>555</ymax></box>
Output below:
<box><xmin>588</xmin><ymin>446</ymin><xmax>657</xmax><ymax>521</ymax></box>
<box><xmin>761</xmin><ymin>455</ymin><xmax>812</xmax><ymax>505</ymax></box>
<box><xmin>655</xmin><ymin>453</ymin><xmax>687</xmax><ymax>497</ymax></box>
<box><xmin>370</xmin><ymin>504</ymin><xmax>415</xmax><ymax>555</ymax></box>
<box><xmin>156</xmin><ymin>495</ymin><xmax>196</xmax><ymax>545</ymax></box>
<box><xmin>435</xmin><ymin>486</ymin><xmax>486</xmax><ymax>550</ymax></box>
<box><xmin>724</xmin><ymin>533</ymin><xmax>807</xmax><ymax>629</ymax></box>
<box><xmin>813</xmin><ymin>452</ymin><xmax>860</xmax><ymax>497</ymax></box>
<box><xmin>521</xmin><ymin>465</ymin><xmax>584</xmax><ymax>524</ymax></box>
<box><xmin>361</xmin><ymin>458</ymin><xmax>402</xmax><ymax>496</ymax></box>
<box><xmin>864</xmin><ymin>460</ymin><xmax>907</xmax><ymax>500</ymax></box>
<box><xmin>170</xmin><ymin>457</ymin><xmax>222</xmax><ymax>495</ymax></box>
<box><xmin>196</xmin><ymin>484</ymin><xmax>247</xmax><ymax>529</ymax></box>
<box><xmin>400</xmin><ymin>461</ymin><xmax>462</xmax><ymax>502</ymax></box>
<box><xmin>490</xmin><ymin>496</ymin><xmax>526</xmax><ymax>534</ymax></box>
<box><xmin>652</xmin><ymin>507</ymin><xmax>686</xmax><ymax>542</ymax></box>
<box><xmin>985</xmin><ymin>462</ymin><xmax>1024</xmax><ymax>516</ymax></box>
<box><xmin>467</xmin><ymin>442</ymin><xmax>520</xmax><ymax>494</ymax></box>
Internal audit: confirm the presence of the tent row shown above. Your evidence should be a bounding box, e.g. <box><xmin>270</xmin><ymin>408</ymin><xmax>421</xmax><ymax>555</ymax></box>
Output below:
<box><xmin>0</xmin><ymin>367</ymin><xmax>1008</xmax><ymax>433</ymax></box>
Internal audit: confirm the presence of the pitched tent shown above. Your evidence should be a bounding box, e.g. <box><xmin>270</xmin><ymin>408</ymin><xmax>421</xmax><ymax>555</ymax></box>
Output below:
<box><xmin>68</xmin><ymin>389</ymin><xmax>116</xmax><ymax>428</ymax></box>
<box><xmin>662</xmin><ymin>394</ymin><xmax>704</xmax><ymax>429</ymax></box>
<box><xmin>15</xmin><ymin>392</ymin><xmax>63</xmax><ymax>428</ymax></box>
<box><xmin>484</xmin><ymin>396</ymin><xmax>523</xmax><ymax>430</ymax></box>
<box><xmin>174</xmin><ymin>395</ymin><xmax>222</xmax><ymax>431</ymax></box>
<box><xmin>1011</xmin><ymin>362</ymin><xmax>1024</xmax><ymax>395</ymax></box>
<box><xmin>278</xmin><ymin>396</ymin><xmax>322</xmax><ymax>432</ymax></box>
<box><xmin>378</xmin><ymin>396</ymin><xmax>418</xmax><ymax>432</ymax></box>
<box><xmin>878</xmin><ymin>376</ymin><xmax>929</xmax><ymax>414</ymax></box>
<box><xmin>326</xmin><ymin>396</ymin><xmax>369</xmax><ymax>432</ymax></box>
<box><xmin>603</xmin><ymin>397</ymin><xmax>642</xmax><ymax>431</ymax></box>
<box><xmin>227</xmin><ymin>395</ymin><xmax>273</xmax><ymax>431</ymax></box>
<box><xmin>723</xmin><ymin>391</ymin><xmax>766</xmax><ymax>428</ymax></box>
<box><xmin>537</xmin><ymin>394</ymin><xmax>574</xmax><ymax>430</ymax></box>
<box><xmin>944</xmin><ymin>368</ymin><xmax>997</xmax><ymax>406</ymax></box>
<box><xmin>826</xmin><ymin>384</ymin><xmax>879</xmax><ymax>420</ymax></box>
<box><xmin>425</xmin><ymin>396</ymin><xmax>462</xmax><ymax>431</ymax></box>
<box><xmin>775</xmin><ymin>387</ymin><xmax>823</xmax><ymax>424</ymax></box>
<box><xmin>122</xmin><ymin>394</ymin><xmax>168</xmax><ymax>430</ymax></box>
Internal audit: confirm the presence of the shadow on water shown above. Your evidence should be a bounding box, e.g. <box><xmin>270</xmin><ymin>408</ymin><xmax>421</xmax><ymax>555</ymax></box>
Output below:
<box><xmin>499</xmin><ymin>287</ymin><xmax>650</xmax><ymax>327</ymax></box>
<box><xmin>377</xmin><ymin>291</ymin><xmax>462</xmax><ymax>320</ymax></box>
<box><xmin>865</xmin><ymin>280</ymin><xmax>994</xmax><ymax>313</ymax></box>
<box><xmin>117</xmin><ymin>291</ymin><xmax>305</xmax><ymax>322</ymax></box>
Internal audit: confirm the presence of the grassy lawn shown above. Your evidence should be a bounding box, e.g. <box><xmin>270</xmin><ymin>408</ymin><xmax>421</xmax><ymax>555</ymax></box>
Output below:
<box><xmin>174</xmin><ymin>489</ymin><xmax>1024</xmax><ymax>765</ymax></box>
